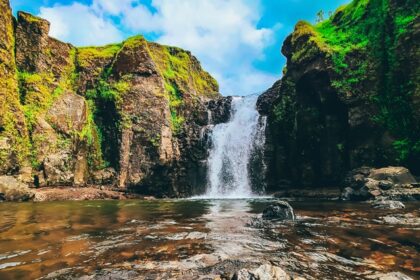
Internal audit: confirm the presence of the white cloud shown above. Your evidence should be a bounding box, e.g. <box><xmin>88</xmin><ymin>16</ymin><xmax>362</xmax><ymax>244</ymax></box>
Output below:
<box><xmin>91</xmin><ymin>0</ymin><xmax>133</xmax><ymax>16</ymax></box>
<box><xmin>39</xmin><ymin>3</ymin><xmax>123</xmax><ymax>46</ymax></box>
<box><xmin>119</xmin><ymin>0</ymin><xmax>278</xmax><ymax>95</ymax></box>
<box><xmin>38</xmin><ymin>0</ymin><xmax>280</xmax><ymax>95</ymax></box>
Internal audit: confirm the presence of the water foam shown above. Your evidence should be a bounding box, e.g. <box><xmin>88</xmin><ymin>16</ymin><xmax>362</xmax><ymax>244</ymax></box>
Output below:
<box><xmin>201</xmin><ymin>94</ymin><xmax>266</xmax><ymax>199</ymax></box>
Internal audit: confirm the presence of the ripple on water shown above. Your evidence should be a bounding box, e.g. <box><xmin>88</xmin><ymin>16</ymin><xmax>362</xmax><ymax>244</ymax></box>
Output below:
<box><xmin>0</xmin><ymin>200</ymin><xmax>418</xmax><ymax>279</ymax></box>
<box><xmin>0</xmin><ymin>262</ymin><xmax>22</xmax><ymax>270</ymax></box>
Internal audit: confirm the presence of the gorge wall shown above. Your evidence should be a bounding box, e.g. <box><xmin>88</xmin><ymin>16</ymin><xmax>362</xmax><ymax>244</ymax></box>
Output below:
<box><xmin>0</xmin><ymin>0</ymin><xmax>231</xmax><ymax>197</ymax></box>
<box><xmin>258</xmin><ymin>0</ymin><xmax>419</xmax><ymax>191</ymax></box>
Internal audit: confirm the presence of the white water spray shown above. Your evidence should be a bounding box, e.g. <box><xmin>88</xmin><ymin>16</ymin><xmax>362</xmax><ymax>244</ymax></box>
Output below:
<box><xmin>203</xmin><ymin>94</ymin><xmax>266</xmax><ymax>198</ymax></box>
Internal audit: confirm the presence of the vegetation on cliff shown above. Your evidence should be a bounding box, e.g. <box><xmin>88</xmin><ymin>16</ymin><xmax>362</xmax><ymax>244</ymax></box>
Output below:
<box><xmin>0</xmin><ymin>1</ymin><xmax>220</xmax><ymax>190</ymax></box>
<box><xmin>275</xmin><ymin>0</ymin><xmax>419</xmax><ymax>169</ymax></box>
<box><xmin>0</xmin><ymin>1</ymin><xmax>30</xmax><ymax>172</ymax></box>
<box><xmin>260</xmin><ymin>0</ymin><xmax>419</xmax><ymax>190</ymax></box>
<box><xmin>320</xmin><ymin>0</ymin><xmax>419</xmax><ymax>164</ymax></box>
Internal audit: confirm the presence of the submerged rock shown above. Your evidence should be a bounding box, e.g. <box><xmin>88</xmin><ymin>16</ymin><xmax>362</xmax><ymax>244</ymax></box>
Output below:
<box><xmin>372</xmin><ymin>200</ymin><xmax>405</xmax><ymax>210</ymax></box>
<box><xmin>232</xmin><ymin>264</ymin><xmax>302</xmax><ymax>280</ymax></box>
<box><xmin>379</xmin><ymin>213</ymin><xmax>420</xmax><ymax>226</ymax></box>
<box><xmin>262</xmin><ymin>201</ymin><xmax>295</xmax><ymax>221</ymax></box>
<box><xmin>367</xmin><ymin>271</ymin><xmax>414</xmax><ymax>280</ymax></box>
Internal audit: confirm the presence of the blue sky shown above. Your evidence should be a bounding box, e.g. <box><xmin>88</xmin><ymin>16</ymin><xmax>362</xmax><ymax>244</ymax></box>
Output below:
<box><xmin>10</xmin><ymin>0</ymin><xmax>350</xmax><ymax>95</ymax></box>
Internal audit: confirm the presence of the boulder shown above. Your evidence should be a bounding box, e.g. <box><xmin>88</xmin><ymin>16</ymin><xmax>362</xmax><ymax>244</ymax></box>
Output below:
<box><xmin>369</xmin><ymin>167</ymin><xmax>416</xmax><ymax>185</ymax></box>
<box><xmin>341</xmin><ymin>167</ymin><xmax>418</xmax><ymax>201</ymax></box>
<box><xmin>262</xmin><ymin>201</ymin><xmax>295</xmax><ymax>221</ymax></box>
<box><xmin>0</xmin><ymin>176</ymin><xmax>34</xmax><ymax>201</ymax></box>
<box><xmin>43</xmin><ymin>151</ymin><xmax>74</xmax><ymax>186</ymax></box>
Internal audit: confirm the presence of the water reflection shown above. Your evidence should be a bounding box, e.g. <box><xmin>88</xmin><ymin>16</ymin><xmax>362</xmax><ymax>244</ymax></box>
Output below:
<box><xmin>0</xmin><ymin>199</ymin><xmax>418</xmax><ymax>279</ymax></box>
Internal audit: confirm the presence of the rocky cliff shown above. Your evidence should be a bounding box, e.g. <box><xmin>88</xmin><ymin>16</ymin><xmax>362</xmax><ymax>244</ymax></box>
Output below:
<box><xmin>258</xmin><ymin>0</ymin><xmax>419</xmax><ymax>191</ymax></box>
<box><xmin>0</xmin><ymin>0</ymin><xmax>222</xmax><ymax>197</ymax></box>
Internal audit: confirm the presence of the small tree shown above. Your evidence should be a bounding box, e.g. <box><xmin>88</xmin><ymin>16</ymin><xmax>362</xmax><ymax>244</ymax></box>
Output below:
<box><xmin>316</xmin><ymin>10</ymin><xmax>325</xmax><ymax>23</ymax></box>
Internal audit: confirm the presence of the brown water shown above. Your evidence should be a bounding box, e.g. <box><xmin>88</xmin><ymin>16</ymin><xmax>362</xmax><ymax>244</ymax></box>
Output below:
<box><xmin>0</xmin><ymin>199</ymin><xmax>418</xmax><ymax>279</ymax></box>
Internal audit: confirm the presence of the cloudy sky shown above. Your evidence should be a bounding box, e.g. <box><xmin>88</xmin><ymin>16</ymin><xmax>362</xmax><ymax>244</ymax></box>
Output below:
<box><xmin>10</xmin><ymin>0</ymin><xmax>349</xmax><ymax>95</ymax></box>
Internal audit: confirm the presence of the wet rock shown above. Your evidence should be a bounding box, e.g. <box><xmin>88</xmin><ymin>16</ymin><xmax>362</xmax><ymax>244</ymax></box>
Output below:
<box><xmin>257</xmin><ymin>80</ymin><xmax>281</xmax><ymax>115</ymax></box>
<box><xmin>372</xmin><ymin>200</ymin><xmax>405</xmax><ymax>210</ymax></box>
<box><xmin>206</xmin><ymin>96</ymin><xmax>233</xmax><ymax>125</ymax></box>
<box><xmin>232</xmin><ymin>264</ymin><xmax>296</xmax><ymax>280</ymax></box>
<box><xmin>262</xmin><ymin>201</ymin><xmax>295</xmax><ymax>221</ymax></box>
<box><xmin>380</xmin><ymin>213</ymin><xmax>420</xmax><ymax>225</ymax></box>
<box><xmin>0</xmin><ymin>176</ymin><xmax>34</xmax><ymax>201</ymax></box>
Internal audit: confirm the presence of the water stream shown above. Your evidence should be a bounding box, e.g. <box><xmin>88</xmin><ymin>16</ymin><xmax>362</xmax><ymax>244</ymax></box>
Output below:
<box><xmin>204</xmin><ymin>95</ymin><xmax>266</xmax><ymax>198</ymax></box>
<box><xmin>0</xmin><ymin>200</ymin><xmax>418</xmax><ymax>279</ymax></box>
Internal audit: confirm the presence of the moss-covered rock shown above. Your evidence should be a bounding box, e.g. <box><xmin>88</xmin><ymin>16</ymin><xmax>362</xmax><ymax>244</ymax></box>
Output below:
<box><xmin>259</xmin><ymin>0</ymin><xmax>419</xmax><ymax>191</ymax></box>
<box><xmin>0</xmin><ymin>0</ymin><xmax>30</xmax><ymax>174</ymax></box>
<box><xmin>0</xmin><ymin>2</ymin><xmax>221</xmax><ymax>196</ymax></box>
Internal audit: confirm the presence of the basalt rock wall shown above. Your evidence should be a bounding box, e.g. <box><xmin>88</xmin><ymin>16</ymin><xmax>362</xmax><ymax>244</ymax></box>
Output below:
<box><xmin>258</xmin><ymin>0</ymin><xmax>420</xmax><ymax>191</ymax></box>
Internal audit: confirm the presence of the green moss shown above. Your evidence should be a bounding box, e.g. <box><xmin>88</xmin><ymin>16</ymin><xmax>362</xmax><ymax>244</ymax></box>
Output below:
<box><xmin>0</xmin><ymin>10</ymin><xmax>31</xmax><ymax>170</ymax></box>
<box><xmin>80</xmin><ymin>100</ymin><xmax>107</xmax><ymax>169</ymax></box>
<box><xmin>150</xmin><ymin>134</ymin><xmax>161</xmax><ymax>148</ymax></box>
<box><xmin>21</xmin><ymin>12</ymin><xmax>43</xmax><ymax>23</ymax></box>
<box><xmin>290</xmin><ymin>21</ymin><xmax>330</xmax><ymax>64</ymax></box>
<box><xmin>18</xmin><ymin>72</ymin><xmax>58</xmax><ymax>130</ymax></box>
<box><xmin>86</xmin><ymin>78</ymin><xmax>129</xmax><ymax>107</ymax></box>
<box><xmin>123</xmin><ymin>35</ymin><xmax>146</xmax><ymax>49</ymax></box>
<box><xmin>77</xmin><ymin>44</ymin><xmax>122</xmax><ymax>68</ymax></box>
<box><xmin>307</xmin><ymin>0</ymin><xmax>420</xmax><ymax>164</ymax></box>
<box><xmin>147</xmin><ymin>43</ymin><xmax>218</xmax><ymax>134</ymax></box>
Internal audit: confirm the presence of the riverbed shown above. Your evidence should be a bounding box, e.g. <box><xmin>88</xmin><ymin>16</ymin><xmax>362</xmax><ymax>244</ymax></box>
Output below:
<box><xmin>0</xmin><ymin>199</ymin><xmax>418</xmax><ymax>279</ymax></box>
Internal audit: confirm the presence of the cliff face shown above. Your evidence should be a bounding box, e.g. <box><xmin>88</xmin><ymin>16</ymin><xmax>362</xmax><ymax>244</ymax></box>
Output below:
<box><xmin>258</xmin><ymin>0</ymin><xmax>419</xmax><ymax>190</ymax></box>
<box><xmin>0</xmin><ymin>1</ymin><xmax>30</xmax><ymax>177</ymax></box>
<box><xmin>0</xmin><ymin>1</ymin><xmax>221</xmax><ymax>197</ymax></box>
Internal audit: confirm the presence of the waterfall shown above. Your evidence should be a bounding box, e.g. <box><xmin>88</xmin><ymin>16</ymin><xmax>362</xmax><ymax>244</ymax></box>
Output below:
<box><xmin>203</xmin><ymin>94</ymin><xmax>267</xmax><ymax>198</ymax></box>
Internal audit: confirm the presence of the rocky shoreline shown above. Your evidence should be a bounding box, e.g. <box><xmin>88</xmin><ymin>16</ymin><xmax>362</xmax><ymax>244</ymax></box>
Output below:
<box><xmin>1</xmin><ymin>165</ymin><xmax>418</xmax><ymax>203</ymax></box>
<box><xmin>0</xmin><ymin>176</ymin><xmax>147</xmax><ymax>202</ymax></box>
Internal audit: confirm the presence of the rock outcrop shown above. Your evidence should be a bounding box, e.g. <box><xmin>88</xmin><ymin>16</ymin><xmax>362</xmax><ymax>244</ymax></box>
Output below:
<box><xmin>342</xmin><ymin>166</ymin><xmax>419</xmax><ymax>201</ymax></box>
<box><xmin>258</xmin><ymin>0</ymin><xmax>420</xmax><ymax>192</ymax></box>
<box><xmin>0</xmin><ymin>1</ymin><xmax>222</xmax><ymax>197</ymax></box>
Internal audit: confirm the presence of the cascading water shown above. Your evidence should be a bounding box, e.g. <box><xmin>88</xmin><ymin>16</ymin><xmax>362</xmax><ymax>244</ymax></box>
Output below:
<box><xmin>203</xmin><ymin>94</ymin><xmax>267</xmax><ymax>198</ymax></box>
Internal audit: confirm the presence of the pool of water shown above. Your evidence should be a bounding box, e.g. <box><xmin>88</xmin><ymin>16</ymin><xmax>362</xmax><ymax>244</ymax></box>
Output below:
<box><xmin>0</xmin><ymin>199</ymin><xmax>418</xmax><ymax>279</ymax></box>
